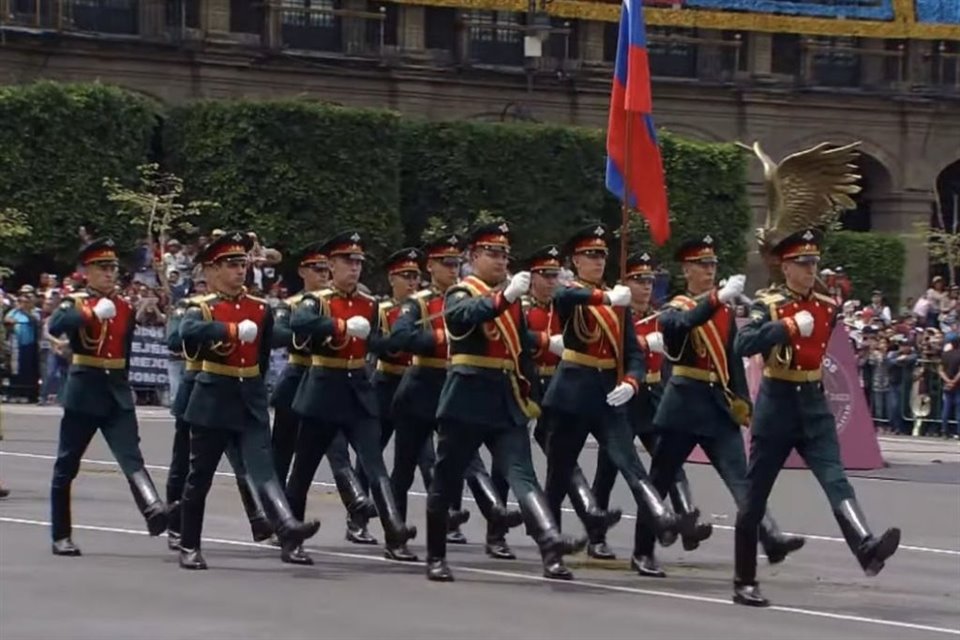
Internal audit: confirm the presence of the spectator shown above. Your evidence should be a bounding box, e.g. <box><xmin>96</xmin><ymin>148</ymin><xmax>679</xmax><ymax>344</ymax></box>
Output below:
<box><xmin>135</xmin><ymin>291</ymin><xmax>166</xmax><ymax>327</ymax></box>
<box><xmin>938</xmin><ymin>333</ymin><xmax>960</xmax><ymax>439</ymax></box>
<box><xmin>867</xmin><ymin>290</ymin><xmax>892</xmax><ymax>326</ymax></box>
<box><xmin>3</xmin><ymin>293</ymin><xmax>41</xmax><ymax>403</ymax></box>
<box><xmin>40</xmin><ymin>300</ymin><xmax>69</xmax><ymax>405</ymax></box>
<box><xmin>885</xmin><ymin>336</ymin><xmax>918</xmax><ymax>435</ymax></box>
<box><xmin>168</xmin><ymin>269</ymin><xmax>189</xmax><ymax>303</ymax></box>
<box><xmin>925</xmin><ymin>276</ymin><xmax>947</xmax><ymax>327</ymax></box>
<box><xmin>867</xmin><ymin>337</ymin><xmax>890</xmax><ymax>429</ymax></box>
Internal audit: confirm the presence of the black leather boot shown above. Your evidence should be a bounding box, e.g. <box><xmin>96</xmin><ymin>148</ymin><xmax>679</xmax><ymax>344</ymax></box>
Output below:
<box><xmin>50</xmin><ymin>485</ymin><xmax>81</xmax><ymax>556</ymax></box>
<box><xmin>369</xmin><ymin>477</ymin><xmax>417</xmax><ymax>561</ymax></box>
<box><xmin>335</xmin><ymin>469</ymin><xmax>380</xmax><ymax>545</ymax></box>
<box><xmin>834</xmin><ymin>499</ymin><xmax>901</xmax><ymax>577</ymax></box>
<box><xmin>732</xmin><ymin>515</ymin><xmax>767</xmax><ymax>606</ymax></box>
<box><xmin>760</xmin><ymin>514</ymin><xmax>806</xmax><ymax>564</ymax></box>
<box><xmin>346</xmin><ymin>513</ymin><xmax>379</xmax><ymax>545</ymax></box>
<box><xmin>236</xmin><ymin>476</ymin><xmax>273</xmax><ymax>542</ymax></box>
<box><xmin>467</xmin><ymin>471</ymin><xmax>519</xmax><ymax>557</ymax></box>
<box><xmin>733</xmin><ymin>583</ymin><xmax>769</xmax><ymax>607</ymax></box>
<box><xmin>669</xmin><ymin>477</ymin><xmax>713</xmax><ymax>551</ymax></box>
<box><xmin>635</xmin><ymin>478</ymin><xmax>685</xmax><ymax>547</ymax></box>
<box><xmin>128</xmin><ymin>469</ymin><xmax>168</xmax><ymax>536</ymax></box>
<box><xmin>587</xmin><ymin>538</ymin><xmax>617</xmax><ymax>560</ymax></box>
<box><xmin>282</xmin><ymin>543</ymin><xmax>314</xmax><ymax>566</ymax></box>
<box><xmin>166</xmin><ymin>501</ymin><xmax>182</xmax><ymax>551</ymax></box>
<box><xmin>178</xmin><ymin>497</ymin><xmax>207</xmax><ymax>570</ymax></box>
<box><xmin>569</xmin><ymin>466</ymin><xmax>622</xmax><ymax>546</ymax></box>
<box><xmin>425</xmin><ymin>508</ymin><xmax>453</xmax><ymax>581</ymax></box>
<box><xmin>630</xmin><ymin>553</ymin><xmax>665</xmax><ymax>578</ymax></box>
<box><xmin>519</xmin><ymin>491</ymin><xmax>587</xmax><ymax>581</ymax></box>
<box><xmin>259</xmin><ymin>479</ymin><xmax>321</xmax><ymax>562</ymax></box>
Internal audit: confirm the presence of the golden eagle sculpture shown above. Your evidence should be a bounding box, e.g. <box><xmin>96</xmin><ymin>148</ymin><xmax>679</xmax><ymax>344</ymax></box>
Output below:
<box><xmin>737</xmin><ymin>140</ymin><xmax>862</xmax><ymax>284</ymax></box>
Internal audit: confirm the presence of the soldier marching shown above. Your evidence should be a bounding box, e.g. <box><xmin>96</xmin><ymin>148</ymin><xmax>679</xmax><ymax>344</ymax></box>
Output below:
<box><xmin>44</xmin><ymin>206</ymin><xmax>900</xmax><ymax>605</ymax></box>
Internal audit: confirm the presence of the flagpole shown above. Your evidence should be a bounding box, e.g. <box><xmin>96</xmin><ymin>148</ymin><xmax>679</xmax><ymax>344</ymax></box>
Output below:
<box><xmin>617</xmin><ymin>115</ymin><xmax>632</xmax><ymax>383</ymax></box>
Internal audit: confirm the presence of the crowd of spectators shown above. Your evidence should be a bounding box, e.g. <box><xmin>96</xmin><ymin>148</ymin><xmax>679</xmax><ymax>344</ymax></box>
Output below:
<box><xmin>0</xmin><ymin>230</ymin><xmax>283</xmax><ymax>406</ymax></box>
<box><xmin>848</xmin><ymin>275</ymin><xmax>960</xmax><ymax>439</ymax></box>
<box><xmin>2</xmin><ymin>240</ymin><xmax>959</xmax><ymax>440</ymax></box>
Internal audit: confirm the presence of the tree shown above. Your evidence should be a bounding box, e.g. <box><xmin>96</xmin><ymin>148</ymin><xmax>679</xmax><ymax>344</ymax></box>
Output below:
<box><xmin>0</xmin><ymin>208</ymin><xmax>31</xmax><ymax>279</ymax></box>
<box><xmin>918</xmin><ymin>181</ymin><xmax>960</xmax><ymax>286</ymax></box>
<box><xmin>103</xmin><ymin>164</ymin><xmax>218</xmax><ymax>289</ymax></box>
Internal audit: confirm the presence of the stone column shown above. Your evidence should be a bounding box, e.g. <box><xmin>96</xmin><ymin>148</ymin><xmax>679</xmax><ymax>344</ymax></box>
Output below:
<box><xmin>749</xmin><ymin>32</ymin><xmax>772</xmax><ymax>76</ymax></box>
<box><xmin>398</xmin><ymin>5</ymin><xmax>425</xmax><ymax>51</ymax></box>
<box><xmin>696</xmin><ymin>29</ymin><xmax>723</xmax><ymax>81</ymax></box>
<box><xmin>870</xmin><ymin>190</ymin><xmax>936</xmax><ymax>300</ymax></box>
<box><xmin>580</xmin><ymin>20</ymin><xmax>605</xmax><ymax>64</ymax></box>
<box><xmin>860</xmin><ymin>38</ymin><xmax>886</xmax><ymax>88</ymax></box>
<box><xmin>907</xmin><ymin>40</ymin><xmax>934</xmax><ymax>87</ymax></box>
<box><xmin>342</xmin><ymin>0</ymin><xmax>368</xmax><ymax>55</ymax></box>
<box><xmin>202</xmin><ymin>0</ymin><xmax>230</xmax><ymax>34</ymax></box>
<box><xmin>139</xmin><ymin>0</ymin><xmax>166</xmax><ymax>39</ymax></box>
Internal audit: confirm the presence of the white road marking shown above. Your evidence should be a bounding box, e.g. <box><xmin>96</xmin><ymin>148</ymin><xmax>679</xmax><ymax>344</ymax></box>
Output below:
<box><xmin>2</xmin><ymin>449</ymin><xmax>957</xmax><ymax>557</ymax></box>
<box><xmin>1</xmin><ymin>516</ymin><xmax>957</xmax><ymax>637</ymax></box>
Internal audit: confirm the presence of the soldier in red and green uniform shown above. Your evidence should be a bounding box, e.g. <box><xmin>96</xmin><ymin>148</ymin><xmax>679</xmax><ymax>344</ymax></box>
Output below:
<box><xmin>635</xmin><ymin>235</ymin><xmax>804</xmax><ymax>579</ymax></box>
<box><xmin>732</xmin><ymin>229</ymin><xmax>900</xmax><ymax>607</ymax></box>
<box><xmin>589</xmin><ymin>252</ymin><xmax>711</xmax><ymax>567</ymax></box>
<box><xmin>542</xmin><ymin>225</ymin><xmax>686</xmax><ymax>580</ymax></box>
<box><xmin>48</xmin><ymin>238</ymin><xmax>168</xmax><ymax>556</ymax></box>
<box><xmin>271</xmin><ymin>244</ymin><xmax>377</xmax><ymax>550</ymax></box>
<box><xmin>389</xmin><ymin>235</ymin><xmax>514</xmax><ymax>559</ymax></box>
<box><xmin>177</xmin><ymin>232</ymin><xmax>320</xmax><ymax>570</ymax></box>
<box><xmin>166</xmin><ymin>284</ymin><xmax>272</xmax><ymax>552</ymax></box>
<box><xmin>520</xmin><ymin>244</ymin><xmax>622</xmax><ymax>561</ymax></box>
<box><xmin>287</xmin><ymin>231</ymin><xmax>418</xmax><ymax>564</ymax></box>
<box><xmin>425</xmin><ymin>222</ymin><xmax>585</xmax><ymax>582</ymax></box>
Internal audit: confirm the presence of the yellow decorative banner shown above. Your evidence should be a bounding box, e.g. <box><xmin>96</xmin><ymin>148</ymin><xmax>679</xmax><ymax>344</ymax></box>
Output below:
<box><xmin>394</xmin><ymin>0</ymin><xmax>959</xmax><ymax>39</ymax></box>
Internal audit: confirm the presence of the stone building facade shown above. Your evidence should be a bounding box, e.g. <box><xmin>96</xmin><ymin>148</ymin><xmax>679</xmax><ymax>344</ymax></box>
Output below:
<box><xmin>0</xmin><ymin>0</ymin><xmax>958</xmax><ymax>293</ymax></box>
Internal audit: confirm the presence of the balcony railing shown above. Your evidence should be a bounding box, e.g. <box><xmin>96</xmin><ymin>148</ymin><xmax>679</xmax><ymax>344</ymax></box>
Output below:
<box><xmin>264</xmin><ymin>2</ymin><xmax>387</xmax><ymax>56</ymax></box>
<box><xmin>1</xmin><ymin>0</ymin><xmax>138</xmax><ymax>36</ymax></box>
<box><xmin>799</xmin><ymin>39</ymin><xmax>906</xmax><ymax>90</ymax></box>
<box><xmin>0</xmin><ymin>2</ymin><xmax>956</xmax><ymax>99</ymax></box>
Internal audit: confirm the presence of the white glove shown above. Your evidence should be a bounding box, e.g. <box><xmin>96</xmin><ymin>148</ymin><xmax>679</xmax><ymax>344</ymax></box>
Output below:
<box><xmin>645</xmin><ymin>331</ymin><xmax>664</xmax><ymax>354</ymax></box>
<box><xmin>548</xmin><ymin>334</ymin><xmax>564</xmax><ymax>357</ymax></box>
<box><xmin>607</xmin><ymin>284</ymin><xmax>631</xmax><ymax>307</ymax></box>
<box><xmin>527</xmin><ymin>418</ymin><xmax>537</xmax><ymax>433</ymax></box>
<box><xmin>718</xmin><ymin>274</ymin><xmax>746</xmax><ymax>304</ymax></box>
<box><xmin>503</xmin><ymin>271</ymin><xmax>531</xmax><ymax>303</ymax></box>
<box><xmin>794</xmin><ymin>310</ymin><xmax>814</xmax><ymax>337</ymax></box>
<box><xmin>237</xmin><ymin>319</ymin><xmax>258</xmax><ymax>343</ymax></box>
<box><xmin>92</xmin><ymin>298</ymin><xmax>116</xmax><ymax>320</ymax></box>
<box><xmin>345</xmin><ymin>315</ymin><xmax>371</xmax><ymax>339</ymax></box>
<box><xmin>606</xmin><ymin>382</ymin><xmax>636</xmax><ymax>407</ymax></box>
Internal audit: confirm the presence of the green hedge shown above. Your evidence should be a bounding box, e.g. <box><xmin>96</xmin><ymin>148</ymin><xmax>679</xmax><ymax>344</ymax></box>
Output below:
<box><xmin>0</xmin><ymin>82</ymin><xmax>158</xmax><ymax>265</ymax></box>
<box><xmin>164</xmin><ymin>100</ymin><xmax>404</xmax><ymax>270</ymax></box>
<box><xmin>0</xmin><ymin>83</ymin><xmax>752</xmax><ymax>289</ymax></box>
<box><xmin>400</xmin><ymin>120</ymin><xmax>751</xmax><ymax>281</ymax></box>
<box><xmin>823</xmin><ymin>230</ymin><xmax>905</xmax><ymax>306</ymax></box>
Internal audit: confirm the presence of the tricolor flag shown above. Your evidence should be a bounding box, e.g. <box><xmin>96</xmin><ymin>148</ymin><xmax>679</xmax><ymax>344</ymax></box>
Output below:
<box><xmin>605</xmin><ymin>0</ymin><xmax>670</xmax><ymax>246</ymax></box>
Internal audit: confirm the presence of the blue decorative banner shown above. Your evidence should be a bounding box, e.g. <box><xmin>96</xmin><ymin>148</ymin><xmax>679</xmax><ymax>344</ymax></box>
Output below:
<box><xmin>683</xmin><ymin>0</ymin><xmax>895</xmax><ymax>20</ymax></box>
<box><xmin>916</xmin><ymin>0</ymin><xmax>960</xmax><ymax>24</ymax></box>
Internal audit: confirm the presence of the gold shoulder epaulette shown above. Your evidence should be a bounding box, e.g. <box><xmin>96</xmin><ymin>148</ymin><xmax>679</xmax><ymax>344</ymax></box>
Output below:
<box><xmin>813</xmin><ymin>292</ymin><xmax>837</xmax><ymax>307</ymax></box>
<box><xmin>758</xmin><ymin>292</ymin><xmax>786</xmax><ymax>306</ymax></box>
<box><xmin>413</xmin><ymin>289</ymin><xmax>434</xmax><ymax>300</ymax></box>
<box><xmin>284</xmin><ymin>292</ymin><xmax>305</xmax><ymax>306</ymax></box>
<box><xmin>357</xmin><ymin>290</ymin><xmax>377</xmax><ymax>302</ymax></box>
<box><xmin>66</xmin><ymin>291</ymin><xmax>89</xmax><ymax>301</ymax></box>
<box><xmin>187</xmin><ymin>293</ymin><xmax>218</xmax><ymax>305</ymax></box>
<box><xmin>379</xmin><ymin>299</ymin><xmax>395</xmax><ymax>311</ymax></box>
<box><xmin>245</xmin><ymin>294</ymin><xmax>269</xmax><ymax>305</ymax></box>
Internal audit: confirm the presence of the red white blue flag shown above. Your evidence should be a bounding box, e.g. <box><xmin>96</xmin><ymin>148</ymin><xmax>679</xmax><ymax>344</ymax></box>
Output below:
<box><xmin>605</xmin><ymin>0</ymin><xmax>670</xmax><ymax>246</ymax></box>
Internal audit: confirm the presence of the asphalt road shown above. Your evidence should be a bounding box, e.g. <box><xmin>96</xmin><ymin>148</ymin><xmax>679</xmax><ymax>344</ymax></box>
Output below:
<box><xmin>1</xmin><ymin>405</ymin><xmax>958</xmax><ymax>640</ymax></box>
